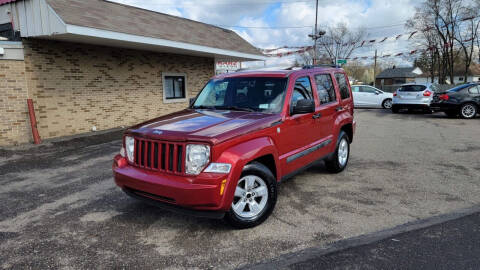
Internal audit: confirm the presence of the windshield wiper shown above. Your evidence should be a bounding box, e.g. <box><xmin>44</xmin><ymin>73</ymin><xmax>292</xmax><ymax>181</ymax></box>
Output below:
<box><xmin>215</xmin><ymin>106</ymin><xmax>256</xmax><ymax>112</ymax></box>
<box><xmin>192</xmin><ymin>105</ymin><xmax>216</xmax><ymax>110</ymax></box>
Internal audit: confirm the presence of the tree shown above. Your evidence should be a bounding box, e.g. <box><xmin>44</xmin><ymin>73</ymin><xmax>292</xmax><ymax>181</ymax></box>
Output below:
<box><xmin>295</xmin><ymin>48</ymin><xmax>314</xmax><ymax>66</ymax></box>
<box><xmin>454</xmin><ymin>3</ymin><xmax>480</xmax><ymax>81</ymax></box>
<box><xmin>408</xmin><ymin>0</ymin><xmax>465</xmax><ymax>84</ymax></box>
<box><xmin>317</xmin><ymin>23</ymin><xmax>366</xmax><ymax>64</ymax></box>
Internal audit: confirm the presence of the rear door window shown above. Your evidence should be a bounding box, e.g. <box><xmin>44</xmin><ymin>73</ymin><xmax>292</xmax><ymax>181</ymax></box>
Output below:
<box><xmin>399</xmin><ymin>85</ymin><xmax>427</xmax><ymax>92</ymax></box>
<box><xmin>334</xmin><ymin>73</ymin><xmax>350</xmax><ymax>99</ymax></box>
<box><xmin>314</xmin><ymin>74</ymin><xmax>336</xmax><ymax>104</ymax></box>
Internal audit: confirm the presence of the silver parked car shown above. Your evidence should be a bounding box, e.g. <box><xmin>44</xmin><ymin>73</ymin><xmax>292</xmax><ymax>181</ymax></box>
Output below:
<box><xmin>352</xmin><ymin>85</ymin><xmax>393</xmax><ymax>109</ymax></box>
<box><xmin>392</xmin><ymin>83</ymin><xmax>438</xmax><ymax>113</ymax></box>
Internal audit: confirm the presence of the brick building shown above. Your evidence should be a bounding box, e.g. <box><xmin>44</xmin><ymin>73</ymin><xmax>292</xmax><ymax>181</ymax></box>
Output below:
<box><xmin>0</xmin><ymin>0</ymin><xmax>264</xmax><ymax>146</ymax></box>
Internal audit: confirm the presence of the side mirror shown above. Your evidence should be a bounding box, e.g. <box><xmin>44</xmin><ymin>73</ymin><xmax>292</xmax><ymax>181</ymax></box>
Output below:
<box><xmin>189</xmin><ymin>97</ymin><xmax>196</xmax><ymax>106</ymax></box>
<box><xmin>291</xmin><ymin>99</ymin><xmax>315</xmax><ymax>115</ymax></box>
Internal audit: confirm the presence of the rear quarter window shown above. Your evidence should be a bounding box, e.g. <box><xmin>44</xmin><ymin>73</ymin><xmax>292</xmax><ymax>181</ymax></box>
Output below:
<box><xmin>468</xmin><ymin>85</ymin><xmax>480</xmax><ymax>94</ymax></box>
<box><xmin>399</xmin><ymin>85</ymin><xmax>427</xmax><ymax>92</ymax></box>
<box><xmin>334</xmin><ymin>73</ymin><xmax>350</xmax><ymax>99</ymax></box>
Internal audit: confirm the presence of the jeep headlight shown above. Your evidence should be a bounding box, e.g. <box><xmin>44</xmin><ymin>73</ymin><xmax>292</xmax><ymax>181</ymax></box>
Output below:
<box><xmin>125</xmin><ymin>136</ymin><xmax>135</xmax><ymax>162</ymax></box>
<box><xmin>185</xmin><ymin>144</ymin><xmax>210</xmax><ymax>175</ymax></box>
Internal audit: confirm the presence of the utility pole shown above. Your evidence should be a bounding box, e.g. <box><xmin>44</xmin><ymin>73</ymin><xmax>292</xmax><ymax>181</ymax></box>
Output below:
<box><xmin>308</xmin><ymin>0</ymin><xmax>325</xmax><ymax>65</ymax></box>
<box><xmin>373</xmin><ymin>49</ymin><xmax>377</xmax><ymax>87</ymax></box>
<box><xmin>313</xmin><ymin>0</ymin><xmax>318</xmax><ymax>64</ymax></box>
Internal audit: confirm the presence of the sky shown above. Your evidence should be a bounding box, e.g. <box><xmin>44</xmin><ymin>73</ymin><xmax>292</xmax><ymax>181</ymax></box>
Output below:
<box><xmin>112</xmin><ymin>0</ymin><xmax>421</xmax><ymax>67</ymax></box>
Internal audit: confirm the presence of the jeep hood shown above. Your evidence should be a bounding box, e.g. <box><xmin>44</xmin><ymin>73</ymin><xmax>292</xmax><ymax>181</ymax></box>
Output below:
<box><xmin>127</xmin><ymin>109</ymin><xmax>281</xmax><ymax>144</ymax></box>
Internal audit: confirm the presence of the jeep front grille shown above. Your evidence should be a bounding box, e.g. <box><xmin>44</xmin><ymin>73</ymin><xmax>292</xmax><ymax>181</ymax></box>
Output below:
<box><xmin>133</xmin><ymin>138</ymin><xmax>184</xmax><ymax>174</ymax></box>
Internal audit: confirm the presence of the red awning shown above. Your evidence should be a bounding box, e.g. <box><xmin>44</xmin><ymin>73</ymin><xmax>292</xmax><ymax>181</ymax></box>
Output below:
<box><xmin>0</xmin><ymin>0</ymin><xmax>18</xmax><ymax>5</ymax></box>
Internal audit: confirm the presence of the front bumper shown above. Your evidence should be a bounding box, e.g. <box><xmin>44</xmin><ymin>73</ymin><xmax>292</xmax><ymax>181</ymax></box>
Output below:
<box><xmin>113</xmin><ymin>155</ymin><xmax>231</xmax><ymax>215</ymax></box>
<box><xmin>122</xmin><ymin>187</ymin><xmax>225</xmax><ymax>218</ymax></box>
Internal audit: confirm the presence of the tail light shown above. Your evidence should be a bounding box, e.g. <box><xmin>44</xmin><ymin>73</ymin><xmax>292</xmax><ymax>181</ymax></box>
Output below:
<box><xmin>423</xmin><ymin>90</ymin><xmax>432</xmax><ymax>97</ymax></box>
<box><xmin>439</xmin><ymin>94</ymin><xmax>449</xmax><ymax>101</ymax></box>
<box><xmin>393</xmin><ymin>91</ymin><xmax>397</xmax><ymax>97</ymax></box>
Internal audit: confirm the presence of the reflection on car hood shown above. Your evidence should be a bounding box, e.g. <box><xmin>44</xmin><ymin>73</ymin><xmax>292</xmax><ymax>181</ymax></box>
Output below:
<box><xmin>127</xmin><ymin>109</ymin><xmax>280</xmax><ymax>144</ymax></box>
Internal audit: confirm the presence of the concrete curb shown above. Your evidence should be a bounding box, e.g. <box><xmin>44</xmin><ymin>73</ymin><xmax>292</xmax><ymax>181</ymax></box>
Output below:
<box><xmin>241</xmin><ymin>204</ymin><xmax>480</xmax><ymax>270</ymax></box>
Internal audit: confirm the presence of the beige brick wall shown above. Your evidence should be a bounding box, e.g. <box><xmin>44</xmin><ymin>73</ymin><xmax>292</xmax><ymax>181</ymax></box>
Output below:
<box><xmin>0</xmin><ymin>60</ymin><xmax>31</xmax><ymax>146</ymax></box>
<box><xmin>21</xmin><ymin>39</ymin><xmax>214</xmax><ymax>141</ymax></box>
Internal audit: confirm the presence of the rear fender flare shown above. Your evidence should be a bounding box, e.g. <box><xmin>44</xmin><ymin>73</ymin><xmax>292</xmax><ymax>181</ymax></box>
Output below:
<box><xmin>334</xmin><ymin>116</ymin><xmax>353</xmax><ymax>143</ymax></box>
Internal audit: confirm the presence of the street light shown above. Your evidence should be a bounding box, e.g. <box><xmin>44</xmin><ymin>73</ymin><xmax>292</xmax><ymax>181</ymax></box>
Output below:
<box><xmin>309</xmin><ymin>30</ymin><xmax>326</xmax><ymax>65</ymax></box>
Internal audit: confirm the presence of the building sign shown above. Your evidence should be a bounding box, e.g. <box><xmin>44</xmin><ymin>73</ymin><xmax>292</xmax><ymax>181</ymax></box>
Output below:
<box><xmin>216</xmin><ymin>61</ymin><xmax>241</xmax><ymax>70</ymax></box>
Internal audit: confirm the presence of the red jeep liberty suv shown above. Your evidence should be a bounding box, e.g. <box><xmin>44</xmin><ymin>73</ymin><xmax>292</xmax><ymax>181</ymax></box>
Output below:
<box><xmin>113</xmin><ymin>65</ymin><xmax>355</xmax><ymax>228</ymax></box>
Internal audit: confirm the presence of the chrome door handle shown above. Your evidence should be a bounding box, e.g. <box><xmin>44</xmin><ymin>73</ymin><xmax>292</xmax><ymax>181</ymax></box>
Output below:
<box><xmin>312</xmin><ymin>113</ymin><xmax>322</xmax><ymax>119</ymax></box>
<box><xmin>336</xmin><ymin>106</ymin><xmax>343</xmax><ymax>112</ymax></box>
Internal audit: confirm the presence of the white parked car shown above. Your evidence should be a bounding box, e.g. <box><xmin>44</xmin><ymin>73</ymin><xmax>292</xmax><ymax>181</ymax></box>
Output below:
<box><xmin>392</xmin><ymin>83</ymin><xmax>438</xmax><ymax>113</ymax></box>
<box><xmin>352</xmin><ymin>85</ymin><xmax>393</xmax><ymax>109</ymax></box>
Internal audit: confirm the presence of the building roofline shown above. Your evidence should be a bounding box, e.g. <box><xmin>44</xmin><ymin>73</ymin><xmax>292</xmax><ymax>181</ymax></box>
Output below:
<box><xmin>66</xmin><ymin>24</ymin><xmax>266</xmax><ymax>61</ymax></box>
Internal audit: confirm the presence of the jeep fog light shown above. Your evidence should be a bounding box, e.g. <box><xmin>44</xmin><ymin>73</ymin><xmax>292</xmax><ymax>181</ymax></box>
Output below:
<box><xmin>125</xmin><ymin>136</ymin><xmax>135</xmax><ymax>162</ymax></box>
<box><xmin>204</xmin><ymin>163</ymin><xmax>231</xmax><ymax>174</ymax></box>
<box><xmin>185</xmin><ymin>144</ymin><xmax>210</xmax><ymax>175</ymax></box>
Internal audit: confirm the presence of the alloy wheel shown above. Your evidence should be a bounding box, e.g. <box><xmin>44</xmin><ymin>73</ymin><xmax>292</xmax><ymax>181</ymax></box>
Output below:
<box><xmin>232</xmin><ymin>175</ymin><xmax>269</xmax><ymax>220</ymax></box>
<box><xmin>461</xmin><ymin>104</ymin><xmax>476</xmax><ymax>118</ymax></box>
<box><xmin>338</xmin><ymin>138</ymin><xmax>349</xmax><ymax>167</ymax></box>
<box><xmin>383</xmin><ymin>99</ymin><xmax>392</xmax><ymax>109</ymax></box>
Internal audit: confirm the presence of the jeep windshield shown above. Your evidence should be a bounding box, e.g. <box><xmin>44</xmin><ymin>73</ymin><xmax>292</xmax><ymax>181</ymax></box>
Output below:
<box><xmin>192</xmin><ymin>77</ymin><xmax>288</xmax><ymax>113</ymax></box>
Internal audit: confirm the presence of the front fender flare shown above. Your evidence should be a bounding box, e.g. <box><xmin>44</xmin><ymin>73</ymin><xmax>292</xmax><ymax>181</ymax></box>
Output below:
<box><xmin>215</xmin><ymin>137</ymin><xmax>279</xmax><ymax>210</ymax></box>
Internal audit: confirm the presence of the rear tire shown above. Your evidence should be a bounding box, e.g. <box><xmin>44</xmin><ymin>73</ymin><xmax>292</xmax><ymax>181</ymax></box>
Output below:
<box><xmin>225</xmin><ymin>162</ymin><xmax>277</xmax><ymax>229</ymax></box>
<box><xmin>459</xmin><ymin>103</ymin><xmax>477</xmax><ymax>119</ymax></box>
<box><xmin>325</xmin><ymin>131</ymin><xmax>350</xmax><ymax>173</ymax></box>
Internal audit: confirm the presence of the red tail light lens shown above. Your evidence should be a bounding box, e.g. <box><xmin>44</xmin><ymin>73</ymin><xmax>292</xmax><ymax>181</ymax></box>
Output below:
<box><xmin>439</xmin><ymin>94</ymin><xmax>449</xmax><ymax>100</ymax></box>
<box><xmin>423</xmin><ymin>90</ymin><xmax>432</xmax><ymax>97</ymax></box>
<box><xmin>393</xmin><ymin>91</ymin><xmax>397</xmax><ymax>97</ymax></box>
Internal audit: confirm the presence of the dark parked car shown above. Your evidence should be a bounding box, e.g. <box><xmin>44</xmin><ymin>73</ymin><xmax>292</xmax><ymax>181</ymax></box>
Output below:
<box><xmin>431</xmin><ymin>83</ymin><xmax>480</xmax><ymax>119</ymax></box>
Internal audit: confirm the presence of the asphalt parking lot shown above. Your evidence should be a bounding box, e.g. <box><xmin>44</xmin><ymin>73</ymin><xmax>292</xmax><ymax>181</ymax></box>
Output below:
<box><xmin>1</xmin><ymin>109</ymin><xmax>479</xmax><ymax>269</ymax></box>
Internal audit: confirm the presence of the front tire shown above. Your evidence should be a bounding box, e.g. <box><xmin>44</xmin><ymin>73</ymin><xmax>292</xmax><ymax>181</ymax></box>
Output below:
<box><xmin>225</xmin><ymin>162</ymin><xmax>277</xmax><ymax>229</ymax></box>
<box><xmin>382</xmin><ymin>98</ymin><xmax>393</xmax><ymax>109</ymax></box>
<box><xmin>325</xmin><ymin>131</ymin><xmax>350</xmax><ymax>173</ymax></box>
<box><xmin>459</xmin><ymin>103</ymin><xmax>477</xmax><ymax>119</ymax></box>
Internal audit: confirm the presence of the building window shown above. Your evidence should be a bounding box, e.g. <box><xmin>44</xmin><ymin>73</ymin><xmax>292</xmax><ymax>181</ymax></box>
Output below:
<box><xmin>458</xmin><ymin>77</ymin><xmax>464</xmax><ymax>81</ymax></box>
<box><xmin>0</xmin><ymin>23</ymin><xmax>21</xmax><ymax>41</ymax></box>
<box><xmin>163</xmin><ymin>73</ymin><xmax>187</xmax><ymax>103</ymax></box>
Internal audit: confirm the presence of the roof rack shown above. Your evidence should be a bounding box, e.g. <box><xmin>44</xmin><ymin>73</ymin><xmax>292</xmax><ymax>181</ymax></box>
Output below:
<box><xmin>302</xmin><ymin>64</ymin><xmax>339</xmax><ymax>69</ymax></box>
